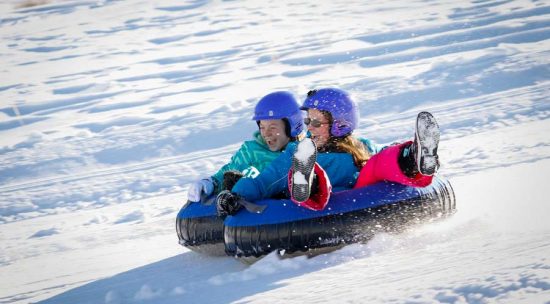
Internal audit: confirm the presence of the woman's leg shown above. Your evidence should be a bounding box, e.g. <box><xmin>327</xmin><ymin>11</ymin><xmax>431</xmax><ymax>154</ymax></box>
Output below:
<box><xmin>354</xmin><ymin>141</ymin><xmax>433</xmax><ymax>189</ymax></box>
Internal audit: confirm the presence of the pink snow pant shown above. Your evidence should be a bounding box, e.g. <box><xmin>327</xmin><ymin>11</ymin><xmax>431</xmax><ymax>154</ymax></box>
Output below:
<box><xmin>354</xmin><ymin>141</ymin><xmax>433</xmax><ymax>189</ymax></box>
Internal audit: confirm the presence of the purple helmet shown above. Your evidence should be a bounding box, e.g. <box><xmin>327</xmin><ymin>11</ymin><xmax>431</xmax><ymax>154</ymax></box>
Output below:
<box><xmin>253</xmin><ymin>91</ymin><xmax>304</xmax><ymax>137</ymax></box>
<box><xmin>301</xmin><ymin>88</ymin><xmax>358</xmax><ymax>137</ymax></box>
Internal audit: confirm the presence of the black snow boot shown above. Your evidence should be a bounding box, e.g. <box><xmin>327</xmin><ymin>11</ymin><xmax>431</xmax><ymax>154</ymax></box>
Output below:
<box><xmin>412</xmin><ymin>111</ymin><xmax>440</xmax><ymax>176</ymax></box>
<box><xmin>398</xmin><ymin>143</ymin><xmax>418</xmax><ymax>178</ymax></box>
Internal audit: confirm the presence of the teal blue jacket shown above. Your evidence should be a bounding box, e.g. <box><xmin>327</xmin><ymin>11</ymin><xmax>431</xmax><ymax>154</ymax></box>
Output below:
<box><xmin>231</xmin><ymin>137</ymin><xmax>381</xmax><ymax>202</ymax></box>
<box><xmin>211</xmin><ymin>131</ymin><xmax>281</xmax><ymax>192</ymax></box>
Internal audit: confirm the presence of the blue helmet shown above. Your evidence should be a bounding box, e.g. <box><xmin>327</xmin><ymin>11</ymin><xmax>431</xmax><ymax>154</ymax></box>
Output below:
<box><xmin>301</xmin><ymin>88</ymin><xmax>358</xmax><ymax>137</ymax></box>
<box><xmin>253</xmin><ymin>91</ymin><xmax>304</xmax><ymax>138</ymax></box>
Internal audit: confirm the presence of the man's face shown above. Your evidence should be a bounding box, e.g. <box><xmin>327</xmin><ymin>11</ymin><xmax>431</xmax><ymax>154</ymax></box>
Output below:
<box><xmin>306</xmin><ymin>109</ymin><xmax>331</xmax><ymax>149</ymax></box>
<box><xmin>259</xmin><ymin>119</ymin><xmax>290</xmax><ymax>151</ymax></box>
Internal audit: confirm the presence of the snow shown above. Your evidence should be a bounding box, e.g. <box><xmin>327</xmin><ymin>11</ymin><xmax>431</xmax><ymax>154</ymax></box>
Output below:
<box><xmin>294</xmin><ymin>138</ymin><xmax>316</xmax><ymax>162</ymax></box>
<box><xmin>292</xmin><ymin>171</ymin><xmax>307</xmax><ymax>185</ymax></box>
<box><xmin>0</xmin><ymin>0</ymin><xmax>549</xmax><ymax>303</ymax></box>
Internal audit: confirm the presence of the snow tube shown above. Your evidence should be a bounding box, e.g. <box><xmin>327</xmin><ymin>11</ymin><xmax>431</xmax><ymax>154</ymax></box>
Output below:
<box><xmin>175</xmin><ymin>197</ymin><xmax>226</xmax><ymax>256</ymax></box>
<box><xmin>176</xmin><ymin>176</ymin><xmax>456</xmax><ymax>258</ymax></box>
<box><xmin>224</xmin><ymin>176</ymin><xmax>456</xmax><ymax>259</ymax></box>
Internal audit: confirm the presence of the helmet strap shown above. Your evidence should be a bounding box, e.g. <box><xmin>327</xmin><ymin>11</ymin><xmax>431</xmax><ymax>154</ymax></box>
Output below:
<box><xmin>282</xmin><ymin>118</ymin><xmax>292</xmax><ymax>139</ymax></box>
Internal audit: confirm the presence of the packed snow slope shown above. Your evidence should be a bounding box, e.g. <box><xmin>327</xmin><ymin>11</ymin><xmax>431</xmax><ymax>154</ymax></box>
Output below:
<box><xmin>0</xmin><ymin>0</ymin><xmax>549</xmax><ymax>303</ymax></box>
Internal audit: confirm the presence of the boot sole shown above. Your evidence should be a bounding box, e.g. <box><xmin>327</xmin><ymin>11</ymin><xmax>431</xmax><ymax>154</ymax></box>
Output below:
<box><xmin>291</xmin><ymin>138</ymin><xmax>317</xmax><ymax>202</ymax></box>
<box><xmin>416</xmin><ymin>112</ymin><xmax>440</xmax><ymax>176</ymax></box>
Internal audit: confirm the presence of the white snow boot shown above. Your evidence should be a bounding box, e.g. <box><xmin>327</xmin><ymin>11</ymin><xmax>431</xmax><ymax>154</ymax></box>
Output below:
<box><xmin>290</xmin><ymin>138</ymin><xmax>317</xmax><ymax>202</ymax></box>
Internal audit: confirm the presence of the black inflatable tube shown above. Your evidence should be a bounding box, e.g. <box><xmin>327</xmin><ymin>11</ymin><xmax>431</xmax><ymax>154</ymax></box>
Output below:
<box><xmin>176</xmin><ymin>204</ymin><xmax>226</xmax><ymax>256</ymax></box>
<box><xmin>176</xmin><ymin>177</ymin><xmax>456</xmax><ymax>259</ymax></box>
<box><xmin>224</xmin><ymin>177</ymin><xmax>456</xmax><ymax>258</ymax></box>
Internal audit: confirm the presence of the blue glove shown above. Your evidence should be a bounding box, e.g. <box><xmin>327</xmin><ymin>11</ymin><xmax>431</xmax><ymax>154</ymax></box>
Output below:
<box><xmin>188</xmin><ymin>178</ymin><xmax>214</xmax><ymax>202</ymax></box>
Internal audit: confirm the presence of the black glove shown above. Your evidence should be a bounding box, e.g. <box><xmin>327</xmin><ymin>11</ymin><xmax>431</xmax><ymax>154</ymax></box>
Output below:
<box><xmin>216</xmin><ymin>190</ymin><xmax>243</xmax><ymax>217</ymax></box>
<box><xmin>222</xmin><ymin>170</ymin><xmax>243</xmax><ymax>191</ymax></box>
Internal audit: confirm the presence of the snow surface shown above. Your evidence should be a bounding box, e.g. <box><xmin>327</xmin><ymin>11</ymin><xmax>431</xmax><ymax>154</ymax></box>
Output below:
<box><xmin>0</xmin><ymin>0</ymin><xmax>549</xmax><ymax>303</ymax></box>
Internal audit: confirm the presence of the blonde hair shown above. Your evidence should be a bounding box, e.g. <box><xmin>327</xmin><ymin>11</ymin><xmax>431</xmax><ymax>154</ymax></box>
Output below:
<box><xmin>331</xmin><ymin>136</ymin><xmax>370</xmax><ymax>168</ymax></box>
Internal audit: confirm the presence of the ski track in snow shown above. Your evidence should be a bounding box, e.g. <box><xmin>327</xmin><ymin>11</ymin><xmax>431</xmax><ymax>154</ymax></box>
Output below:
<box><xmin>0</xmin><ymin>0</ymin><xmax>549</xmax><ymax>303</ymax></box>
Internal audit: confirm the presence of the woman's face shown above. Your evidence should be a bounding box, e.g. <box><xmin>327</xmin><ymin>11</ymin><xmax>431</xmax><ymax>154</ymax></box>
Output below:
<box><xmin>306</xmin><ymin>109</ymin><xmax>331</xmax><ymax>149</ymax></box>
<box><xmin>259</xmin><ymin>119</ymin><xmax>290</xmax><ymax>151</ymax></box>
